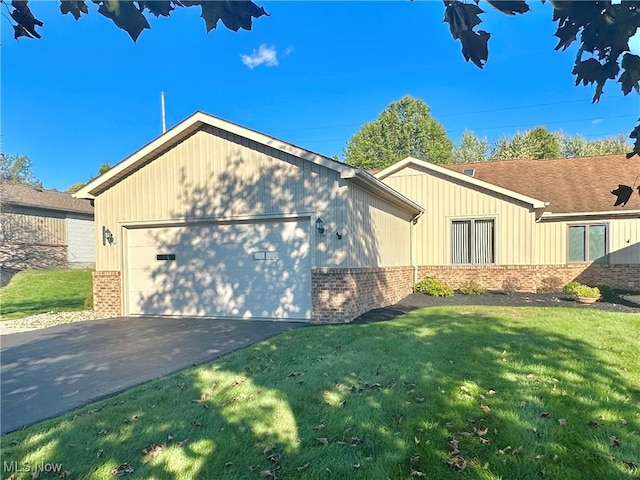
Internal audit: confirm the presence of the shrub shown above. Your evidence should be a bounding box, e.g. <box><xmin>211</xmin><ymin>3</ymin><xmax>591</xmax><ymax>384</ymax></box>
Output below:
<box><xmin>574</xmin><ymin>285</ymin><xmax>601</xmax><ymax>299</ymax></box>
<box><xmin>597</xmin><ymin>284</ymin><xmax>616</xmax><ymax>302</ymax></box>
<box><xmin>563</xmin><ymin>281</ymin><xmax>582</xmax><ymax>296</ymax></box>
<box><xmin>459</xmin><ymin>279</ymin><xmax>486</xmax><ymax>295</ymax></box>
<box><xmin>413</xmin><ymin>277</ymin><xmax>454</xmax><ymax>297</ymax></box>
<box><xmin>501</xmin><ymin>276</ymin><xmax>522</xmax><ymax>294</ymax></box>
<box><xmin>538</xmin><ymin>276</ymin><xmax>563</xmax><ymax>293</ymax></box>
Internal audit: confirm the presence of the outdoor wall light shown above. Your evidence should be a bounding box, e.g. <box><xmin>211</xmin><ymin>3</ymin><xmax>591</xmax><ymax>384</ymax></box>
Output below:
<box><xmin>102</xmin><ymin>226</ymin><xmax>115</xmax><ymax>246</ymax></box>
<box><xmin>336</xmin><ymin>231</ymin><xmax>343</xmax><ymax>240</ymax></box>
<box><xmin>315</xmin><ymin>217</ymin><xmax>325</xmax><ymax>236</ymax></box>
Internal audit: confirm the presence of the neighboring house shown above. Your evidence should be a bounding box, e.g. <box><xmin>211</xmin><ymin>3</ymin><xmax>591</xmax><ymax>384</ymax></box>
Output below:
<box><xmin>74</xmin><ymin>112</ymin><xmax>423</xmax><ymax>323</ymax></box>
<box><xmin>0</xmin><ymin>182</ymin><xmax>95</xmax><ymax>270</ymax></box>
<box><xmin>375</xmin><ymin>155</ymin><xmax>640</xmax><ymax>292</ymax></box>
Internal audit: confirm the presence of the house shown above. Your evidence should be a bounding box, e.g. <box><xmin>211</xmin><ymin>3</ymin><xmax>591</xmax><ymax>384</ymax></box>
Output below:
<box><xmin>375</xmin><ymin>155</ymin><xmax>640</xmax><ymax>292</ymax></box>
<box><xmin>0</xmin><ymin>182</ymin><xmax>95</xmax><ymax>270</ymax></box>
<box><xmin>74</xmin><ymin>112</ymin><xmax>423</xmax><ymax>323</ymax></box>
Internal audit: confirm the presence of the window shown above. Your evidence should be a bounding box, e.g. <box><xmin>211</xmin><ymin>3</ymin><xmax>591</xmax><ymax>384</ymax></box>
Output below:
<box><xmin>568</xmin><ymin>224</ymin><xmax>607</xmax><ymax>263</ymax></box>
<box><xmin>451</xmin><ymin>219</ymin><xmax>495</xmax><ymax>264</ymax></box>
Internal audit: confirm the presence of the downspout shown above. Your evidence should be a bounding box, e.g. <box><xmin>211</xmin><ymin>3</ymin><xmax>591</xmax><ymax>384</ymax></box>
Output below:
<box><xmin>410</xmin><ymin>211</ymin><xmax>424</xmax><ymax>284</ymax></box>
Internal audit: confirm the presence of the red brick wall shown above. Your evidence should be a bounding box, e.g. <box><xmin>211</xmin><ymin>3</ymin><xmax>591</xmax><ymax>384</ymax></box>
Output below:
<box><xmin>311</xmin><ymin>266</ymin><xmax>414</xmax><ymax>324</ymax></box>
<box><xmin>417</xmin><ymin>264</ymin><xmax>640</xmax><ymax>292</ymax></box>
<box><xmin>93</xmin><ymin>271</ymin><xmax>122</xmax><ymax>318</ymax></box>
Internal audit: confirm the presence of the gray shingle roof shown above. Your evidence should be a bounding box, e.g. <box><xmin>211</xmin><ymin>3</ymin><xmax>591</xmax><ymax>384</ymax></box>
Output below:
<box><xmin>1</xmin><ymin>182</ymin><xmax>94</xmax><ymax>215</ymax></box>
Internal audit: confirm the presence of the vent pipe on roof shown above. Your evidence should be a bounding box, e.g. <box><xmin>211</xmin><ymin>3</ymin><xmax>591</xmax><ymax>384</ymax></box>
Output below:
<box><xmin>463</xmin><ymin>168</ymin><xmax>475</xmax><ymax>177</ymax></box>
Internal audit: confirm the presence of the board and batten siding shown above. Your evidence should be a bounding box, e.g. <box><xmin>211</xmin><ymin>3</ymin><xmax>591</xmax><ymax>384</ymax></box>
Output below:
<box><xmin>0</xmin><ymin>206</ymin><xmax>66</xmax><ymax>245</ymax></box>
<box><xmin>382</xmin><ymin>166</ymin><xmax>536</xmax><ymax>265</ymax></box>
<box><xmin>534</xmin><ymin>216</ymin><xmax>640</xmax><ymax>265</ymax></box>
<box><xmin>95</xmin><ymin>126</ymin><xmax>410</xmax><ymax>271</ymax></box>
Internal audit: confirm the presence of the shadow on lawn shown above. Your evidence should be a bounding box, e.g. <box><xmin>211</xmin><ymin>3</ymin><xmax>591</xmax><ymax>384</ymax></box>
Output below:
<box><xmin>2</xmin><ymin>310</ymin><xmax>639</xmax><ymax>479</ymax></box>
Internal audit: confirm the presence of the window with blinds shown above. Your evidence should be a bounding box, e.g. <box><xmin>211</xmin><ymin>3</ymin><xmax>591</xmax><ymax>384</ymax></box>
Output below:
<box><xmin>451</xmin><ymin>219</ymin><xmax>495</xmax><ymax>264</ymax></box>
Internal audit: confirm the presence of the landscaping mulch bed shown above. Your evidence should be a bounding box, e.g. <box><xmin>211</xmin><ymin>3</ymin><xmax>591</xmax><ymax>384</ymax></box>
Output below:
<box><xmin>353</xmin><ymin>291</ymin><xmax>640</xmax><ymax>324</ymax></box>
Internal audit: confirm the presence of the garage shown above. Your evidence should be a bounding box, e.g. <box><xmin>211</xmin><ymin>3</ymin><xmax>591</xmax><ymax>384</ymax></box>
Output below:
<box><xmin>125</xmin><ymin>218</ymin><xmax>311</xmax><ymax>320</ymax></box>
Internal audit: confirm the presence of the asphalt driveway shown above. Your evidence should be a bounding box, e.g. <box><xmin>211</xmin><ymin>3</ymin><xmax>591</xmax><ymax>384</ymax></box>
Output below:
<box><xmin>0</xmin><ymin>317</ymin><xmax>303</xmax><ymax>434</ymax></box>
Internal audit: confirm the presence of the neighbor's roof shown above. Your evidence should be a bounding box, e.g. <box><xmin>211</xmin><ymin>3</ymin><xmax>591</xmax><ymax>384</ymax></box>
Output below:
<box><xmin>444</xmin><ymin>154</ymin><xmax>640</xmax><ymax>215</ymax></box>
<box><xmin>1</xmin><ymin>182</ymin><xmax>94</xmax><ymax>215</ymax></box>
<box><xmin>74</xmin><ymin>111</ymin><xmax>423</xmax><ymax>217</ymax></box>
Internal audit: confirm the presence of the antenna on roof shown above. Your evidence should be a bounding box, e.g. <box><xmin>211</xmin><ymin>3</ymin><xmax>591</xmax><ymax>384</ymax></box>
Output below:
<box><xmin>161</xmin><ymin>91</ymin><xmax>166</xmax><ymax>134</ymax></box>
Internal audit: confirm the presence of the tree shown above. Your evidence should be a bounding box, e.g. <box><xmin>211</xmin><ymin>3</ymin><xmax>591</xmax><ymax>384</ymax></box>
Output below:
<box><xmin>65</xmin><ymin>163</ymin><xmax>114</xmax><ymax>192</ymax></box>
<box><xmin>452</xmin><ymin>130</ymin><xmax>488</xmax><ymax>163</ymax></box>
<box><xmin>489</xmin><ymin>127</ymin><xmax>562</xmax><ymax>160</ymax></box>
<box><xmin>561</xmin><ymin>134</ymin><xmax>631</xmax><ymax>157</ymax></box>
<box><xmin>0</xmin><ymin>153</ymin><xmax>42</xmax><ymax>187</ymax></box>
<box><xmin>343</xmin><ymin>96</ymin><xmax>453</xmax><ymax>169</ymax></box>
<box><xmin>98</xmin><ymin>163</ymin><xmax>112</xmax><ymax>175</ymax></box>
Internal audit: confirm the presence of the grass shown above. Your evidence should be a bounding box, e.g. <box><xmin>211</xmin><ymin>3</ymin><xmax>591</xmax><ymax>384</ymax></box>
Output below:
<box><xmin>0</xmin><ymin>269</ymin><xmax>93</xmax><ymax>320</ymax></box>
<box><xmin>1</xmin><ymin>306</ymin><xmax>639</xmax><ymax>479</ymax></box>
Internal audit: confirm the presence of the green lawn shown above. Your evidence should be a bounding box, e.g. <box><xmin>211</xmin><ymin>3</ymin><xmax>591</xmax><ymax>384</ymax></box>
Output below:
<box><xmin>1</xmin><ymin>307</ymin><xmax>639</xmax><ymax>479</ymax></box>
<box><xmin>0</xmin><ymin>269</ymin><xmax>93</xmax><ymax>320</ymax></box>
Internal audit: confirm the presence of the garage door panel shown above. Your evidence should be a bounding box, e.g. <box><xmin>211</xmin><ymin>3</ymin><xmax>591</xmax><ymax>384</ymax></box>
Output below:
<box><xmin>126</xmin><ymin>219</ymin><xmax>311</xmax><ymax>320</ymax></box>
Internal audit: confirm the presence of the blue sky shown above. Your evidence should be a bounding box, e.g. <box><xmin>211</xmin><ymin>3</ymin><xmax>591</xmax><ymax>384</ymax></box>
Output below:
<box><xmin>2</xmin><ymin>1</ymin><xmax>638</xmax><ymax>191</ymax></box>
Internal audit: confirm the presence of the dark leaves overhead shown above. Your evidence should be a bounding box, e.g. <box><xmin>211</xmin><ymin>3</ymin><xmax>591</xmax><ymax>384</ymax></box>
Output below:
<box><xmin>571</xmin><ymin>58</ymin><xmax>620</xmax><ymax>102</ymax></box>
<box><xmin>60</xmin><ymin>1</ymin><xmax>89</xmax><ymax>21</ymax></box>
<box><xmin>96</xmin><ymin>1</ymin><xmax>150</xmax><ymax>42</ymax></box>
<box><xmin>9</xmin><ymin>1</ymin><xmax>267</xmax><ymax>41</ymax></box>
<box><xmin>619</xmin><ymin>53</ymin><xmax>640</xmax><ymax>95</ymax></box>
<box><xmin>443</xmin><ymin>1</ymin><xmax>490</xmax><ymax>68</ymax></box>
<box><xmin>200</xmin><ymin>1</ymin><xmax>268</xmax><ymax>32</ymax></box>
<box><xmin>487</xmin><ymin>1</ymin><xmax>530</xmax><ymax>16</ymax></box>
<box><xmin>628</xmin><ymin>119</ymin><xmax>640</xmax><ymax>159</ymax></box>
<box><xmin>610</xmin><ymin>184</ymin><xmax>634</xmax><ymax>207</ymax></box>
<box><xmin>10</xmin><ymin>0</ymin><xmax>43</xmax><ymax>39</ymax></box>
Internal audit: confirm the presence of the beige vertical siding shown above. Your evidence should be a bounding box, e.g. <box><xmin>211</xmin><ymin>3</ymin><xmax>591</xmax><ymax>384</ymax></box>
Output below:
<box><xmin>382</xmin><ymin>166</ymin><xmax>536</xmax><ymax>265</ymax></box>
<box><xmin>535</xmin><ymin>216</ymin><xmax>640</xmax><ymax>265</ymax></box>
<box><xmin>95</xmin><ymin>127</ymin><xmax>410</xmax><ymax>271</ymax></box>
<box><xmin>0</xmin><ymin>206</ymin><xmax>66</xmax><ymax>244</ymax></box>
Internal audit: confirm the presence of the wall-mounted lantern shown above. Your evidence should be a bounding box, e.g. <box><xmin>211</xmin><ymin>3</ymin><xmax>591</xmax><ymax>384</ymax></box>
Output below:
<box><xmin>102</xmin><ymin>226</ymin><xmax>115</xmax><ymax>246</ymax></box>
<box><xmin>315</xmin><ymin>217</ymin><xmax>325</xmax><ymax>236</ymax></box>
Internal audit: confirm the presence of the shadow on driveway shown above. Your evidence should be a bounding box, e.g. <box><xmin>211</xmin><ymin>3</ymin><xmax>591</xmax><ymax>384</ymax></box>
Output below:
<box><xmin>0</xmin><ymin>317</ymin><xmax>303</xmax><ymax>434</ymax></box>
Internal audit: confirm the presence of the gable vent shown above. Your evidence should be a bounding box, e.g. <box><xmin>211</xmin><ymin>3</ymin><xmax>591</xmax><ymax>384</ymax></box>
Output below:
<box><xmin>462</xmin><ymin>168</ymin><xmax>475</xmax><ymax>177</ymax></box>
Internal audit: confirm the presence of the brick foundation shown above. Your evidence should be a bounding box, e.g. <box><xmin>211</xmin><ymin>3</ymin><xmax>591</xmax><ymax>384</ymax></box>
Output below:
<box><xmin>311</xmin><ymin>266</ymin><xmax>414</xmax><ymax>324</ymax></box>
<box><xmin>417</xmin><ymin>264</ymin><xmax>640</xmax><ymax>292</ymax></box>
<box><xmin>0</xmin><ymin>242</ymin><xmax>67</xmax><ymax>270</ymax></box>
<box><xmin>93</xmin><ymin>271</ymin><xmax>122</xmax><ymax>318</ymax></box>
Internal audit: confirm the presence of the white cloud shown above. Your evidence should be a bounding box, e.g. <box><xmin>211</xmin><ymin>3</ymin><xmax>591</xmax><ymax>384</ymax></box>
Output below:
<box><xmin>592</xmin><ymin>118</ymin><xmax>603</xmax><ymax>125</ymax></box>
<box><xmin>241</xmin><ymin>44</ymin><xmax>279</xmax><ymax>69</ymax></box>
<box><xmin>283</xmin><ymin>45</ymin><xmax>294</xmax><ymax>56</ymax></box>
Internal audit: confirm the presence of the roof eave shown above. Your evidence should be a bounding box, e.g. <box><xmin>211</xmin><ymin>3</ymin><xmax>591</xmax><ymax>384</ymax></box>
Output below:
<box><xmin>539</xmin><ymin>210</ymin><xmax>640</xmax><ymax>220</ymax></box>
<box><xmin>342</xmin><ymin>168</ymin><xmax>424</xmax><ymax>216</ymax></box>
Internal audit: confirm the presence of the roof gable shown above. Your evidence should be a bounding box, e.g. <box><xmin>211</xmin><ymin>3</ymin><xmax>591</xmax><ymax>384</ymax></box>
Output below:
<box><xmin>1</xmin><ymin>182</ymin><xmax>94</xmax><ymax>215</ymax></box>
<box><xmin>74</xmin><ymin>112</ymin><xmax>423</xmax><ymax>216</ymax></box>
<box><xmin>443</xmin><ymin>155</ymin><xmax>640</xmax><ymax>214</ymax></box>
<box><xmin>376</xmin><ymin>157</ymin><xmax>548</xmax><ymax>209</ymax></box>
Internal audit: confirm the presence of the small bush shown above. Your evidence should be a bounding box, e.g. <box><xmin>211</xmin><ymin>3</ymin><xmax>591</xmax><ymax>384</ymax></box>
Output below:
<box><xmin>413</xmin><ymin>277</ymin><xmax>454</xmax><ymax>297</ymax></box>
<box><xmin>501</xmin><ymin>276</ymin><xmax>522</xmax><ymax>294</ymax></box>
<box><xmin>459</xmin><ymin>279</ymin><xmax>486</xmax><ymax>295</ymax></box>
<box><xmin>538</xmin><ymin>276</ymin><xmax>563</xmax><ymax>293</ymax></box>
<box><xmin>574</xmin><ymin>285</ymin><xmax>601</xmax><ymax>299</ymax></box>
<box><xmin>596</xmin><ymin>284</ymin><xmax>616</xmax><ymax>302</ymax></box>
<box><xmin>563</xmin><ymin>281</ymin><xmax>582</xmax><ymax>296</ymax></box>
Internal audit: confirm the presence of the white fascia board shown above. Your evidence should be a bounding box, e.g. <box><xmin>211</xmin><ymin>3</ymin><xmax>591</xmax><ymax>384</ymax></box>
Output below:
<box><xmin>539</xmin><ymin>210</ymin><xmax>640</xmax><ymax>220</ymax></box>
<box><xmin>74</xmin><ymin>111</ymin><xmax>355</xmax><ymax>199</ymax></box>
<box><xmin>342</xmin><ymin>168</ymin><xmax>424</xmax><ymax>217</ymax></box>
<box><xmin>376</xmin><ymin>157</ymin><xmax>548</xmax><ymax>210</ymax></box>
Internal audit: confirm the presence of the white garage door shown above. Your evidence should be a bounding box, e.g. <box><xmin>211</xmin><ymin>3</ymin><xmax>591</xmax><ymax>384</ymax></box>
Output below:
<box><xmin>125</xmin><ymin>218</ymin><xmax>311</xmax><ymax>320</ymax></box>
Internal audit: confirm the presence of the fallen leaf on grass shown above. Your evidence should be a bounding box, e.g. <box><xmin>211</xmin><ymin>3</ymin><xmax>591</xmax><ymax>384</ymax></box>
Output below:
<box><xmin>297</xmin><ymin>463</ymin><xmax>310</xmax><ymax>472</ymax></box>
<box><xmin>586</xmin><ymin>421</ymin><xmax>600</xmax><ymax>428</ymax></box>
<box><xmin>446</xmin><ymin>455</ymin><xmax>467</xmax><ymax>471</ymax></box>
<box><xmin>260</xmin><ymin>469</ymin><xmax>276</xmax><ymax>478</ymax></box>
<box><xmin>479</xmin><ymin>437</ymin><xmax>490</xmax><ymax>445</ymax></box>
<box><xmin>620</xmin><ymin>418</ymin><xmax>628</xmax><ymax>425</ymax></box>
<box><xmin>411</xmin><ymin>454</ymin><xmax>421</xmax><ymax>463</ymax></box>
<box><xmin>225</xmin><ymin>462</ymin><xmax>233</xmax><ymax>467</ymax></box>
<box><xmin>232</xmin><ymin>377</ymin><xmax>247</xmax><ymax>387</ymax></box>
<box><xmin>142</xmin><ymin>444</ymin><xmax>166</xmax><ymax>456</ymax></box>
<box><xmin>597</xmin><ymin>453</ymin><xmax>616</xmax><ymax>462</ymax></box>
<box><xmin>288</xmin><ymin>371</ymin><xmax>304</xmax><ymax>377</ymax></box>
<box><xmin>540</xmin><ymin>412</ymin><xmax>551</xmax><ymax>418</ymax></box>
<box><xmin>460</xmin><ymin>386</ymin><xmax>470</xmax><ymax>393</ymax></box>
<box><xmin>410</xmin><ymin>469</ymin><xmax>426</xmax><ymax>476</ymax></box>
<box><xmin>474</xmin><ymin>427</ymin><xmax>488</xmax><ymax>436</ymax></box>
<box><xmin>610</xmin><ymin>436</ymin><xmax>621</xmax><ymax>447</ymax></box>
<box><xmin>176</xmin><ymin>439</ymin><xmax>190</xmax><ymax>447</ymax></box>
<box><xmin>480</xmin><ymin>404</ymin><xmax>491</xmax><ymax>413</ymax></box>
<box><xmin>111</xmin><ymin>463</ymin><xmax>134</xmax><ymax>476</ymax></box>
<box><xmin>353</xmin><ymin>463</ymin><xmax>361</xmax><ymax>469</ymax></box>
<box><xmin>558</xmin><ymin>419</ymin><xmax>568</xmax><ymax>425</ymax></box>
<box><xmin>192</xmin><ymin>393</ymin><xmax>208</xmax><ymax>403</ymax></box>
<box><xmin>623</xmin><ymin>461</ymin><xmax>639</xmax><ymax>470</ymax></box>
<box><xmin>60</xmin><ymin>472</ymin><xmax>73</xmax><ymax>478</ymax></box>
<box><xmin>316</xmin><ymin>437</ymin><xmax>329</xmax><ymax>446</ymax></box>
<box><xmin>97</xmin><ymin>429</ymin><xmax>108</xmax><ymax>436</ymax></box>
<box><xmin>486</xmin><ymin>389</ymin><xmax>497</xmax><ymax>395</ymax></box>
<box><xmin>97</xmin><ymin>449</ymin><xmax>104</xmax><ymax>458</ymax></box>
<box><xmin>313</xmin><ymin>423</ymin><xmax>325</xmax><ymax>430</ymax></box>
<box><xmin>527</xmin><ymin>374</ymin><xmax>535</xmax><ymax>379</ymax></box>
<box><xmin>192</xmin><ymin>421</ymin><xmax>203</xmax><ymax>427</ymax></box>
